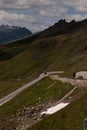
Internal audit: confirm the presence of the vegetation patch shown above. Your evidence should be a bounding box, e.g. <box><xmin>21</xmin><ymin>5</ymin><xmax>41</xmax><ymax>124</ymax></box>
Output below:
<box><xmin>0</xmin><ymin>78</ymin><xmax>73</xmax><ymax>119</ymax></box>
<box><xmin>29</xmin><ymin>88</ymin><xmax>87</xmax><ymax>130</ymax></box>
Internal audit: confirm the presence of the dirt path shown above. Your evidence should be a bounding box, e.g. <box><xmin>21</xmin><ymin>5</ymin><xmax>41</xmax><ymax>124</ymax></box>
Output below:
<box><xmin>50</xmin><ymin>75</ymin><xmax>87</xmax><ymax>87</ymax></box>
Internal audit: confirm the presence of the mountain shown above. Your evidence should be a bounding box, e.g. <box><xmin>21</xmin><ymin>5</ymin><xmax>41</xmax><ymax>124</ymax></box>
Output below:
<box><xmin>0</xmin><ymin>19</ymin><xmax>87</xmax><ymax>130</ymax></box>
<box><xmin>0</xmin><ymin>25</ymin><xmax>32</xmax><ymax>44</ymax></box>
<box><xmin>37</xmin><ymin>19</ymin><xmax>87</xmax><ymax>39</ymax></box>
<box><xmin>10</xmin><ymin>19</ymin><xmax>87</xmax><ymax>45</ymax></box>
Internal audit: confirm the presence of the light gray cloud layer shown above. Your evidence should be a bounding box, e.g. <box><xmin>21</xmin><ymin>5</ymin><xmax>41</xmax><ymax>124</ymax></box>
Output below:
<box><xmin>0</xmin><ymin>0</ymin><xmax>87</xmax><ymax>32</ymax></box>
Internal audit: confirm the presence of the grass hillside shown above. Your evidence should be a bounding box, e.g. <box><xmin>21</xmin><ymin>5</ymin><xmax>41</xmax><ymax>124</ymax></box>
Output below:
<box><xmin>0</xmin><ymin>29</ymin><xmax>87</xmax><ymax>97</ymax></box>
<box><xmin>0</xmin><ymin>19</ymin><xmax>87</xmax><ymax>129</ymax></box>
<box><xmin>0</xmin><ymin>78</ymin><xmax>74</xmax><ymax>129</ymax></box>
<box><xmin>29</xmin><ymin>88</ymin><xmax>87</xmax><ymax>130</ymax></box>
<box><xmin>0</xmin><ymin>78</ymin><xmax>73</xmax><ymax>119</ymax></box>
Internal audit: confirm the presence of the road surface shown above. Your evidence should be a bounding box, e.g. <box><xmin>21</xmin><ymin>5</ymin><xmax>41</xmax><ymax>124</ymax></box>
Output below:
<box><xmin>0</xmin><ymin>71</ymin><xmax>64</xmax><ymax>106</ymax></box>
<box><xmin>50</xmin><ymin>75</ymin><xmax>87</xmax><ymax>87</ymax></box>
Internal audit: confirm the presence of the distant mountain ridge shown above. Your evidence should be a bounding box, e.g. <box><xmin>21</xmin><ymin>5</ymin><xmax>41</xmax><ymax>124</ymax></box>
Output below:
<box><xmin>37</xmin><ymin>19</ymin><xmax>87</xmax><ymax>39</ymax></box>
<box><xmin>0</xmin><ymin>25</ymin><xmax>32</xmax><ymax>44</ymax></box>
<box><xmin>12</xmin><ymin>19</ymin><xmax>87</xmax><ymax>45</ymax></box>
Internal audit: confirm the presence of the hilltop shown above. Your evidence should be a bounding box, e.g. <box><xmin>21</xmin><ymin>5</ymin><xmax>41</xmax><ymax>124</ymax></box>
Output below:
<box><xmin>38</xmin><ymin>19</ymin><xmax>87</xmax><ymax>38</ymax></box>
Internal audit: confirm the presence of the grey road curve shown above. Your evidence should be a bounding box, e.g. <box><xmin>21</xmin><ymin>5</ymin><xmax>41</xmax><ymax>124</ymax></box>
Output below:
<box><xmin>0</xmin><ymin>71</ymin><xmax>64</xmax><ymax>106</ymax></box>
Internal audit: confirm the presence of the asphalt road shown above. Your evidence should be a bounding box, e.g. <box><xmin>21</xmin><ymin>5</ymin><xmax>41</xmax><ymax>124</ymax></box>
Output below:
<box><xmin>0</xmin><ymin>71</ymin><xmax>64</xmax><ymax>106</ymax></box>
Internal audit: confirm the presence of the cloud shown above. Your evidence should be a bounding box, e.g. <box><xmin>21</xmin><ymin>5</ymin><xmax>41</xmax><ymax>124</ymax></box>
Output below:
<box><xmin>0</xmin><ymin>0</ymin><xmax>69</xmax><ymax>32</ymax></box>
<box><xmin>64</xmin><ymin>0</ymin><xmax>87</xmax><ymax>12</ymax></box>
<box><xmin>0</xmin><ymin>0</ymin><xmax>35</xmax><ymax>10</ymax></box>
<box><xmin>65</xmin><ymin>14</ymin><xmax>84</xmax><ymax>21</ymax></box>
<box><xmin>40</xmin><ymin>7</ymin><xmax>68</xmax><ymax>17</ymax></box>
<box><xmin>0</xmin><ymin>0</ymin><xmax>58</xmax><ymax>10</ymax></box>
<box><xmin>76</xmin><ymin>6</ymin><xmax>87</xmax><ymax>12</ymax></box>
<box><xmin>0</xmin><ymin>0</ymin><xmax>87</xmax><ymax>32</ymax></box>
<box><xmin>0</xmin><ymin>10</ymin><xmax>50</xmax><ymax>32</ymax></box>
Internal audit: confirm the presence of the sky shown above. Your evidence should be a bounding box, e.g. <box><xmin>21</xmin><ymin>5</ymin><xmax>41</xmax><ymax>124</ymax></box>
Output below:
<box><xmin>0</xmin><ymin>0</ymin><xmax>87</xmax><ymax>32</ymax></box>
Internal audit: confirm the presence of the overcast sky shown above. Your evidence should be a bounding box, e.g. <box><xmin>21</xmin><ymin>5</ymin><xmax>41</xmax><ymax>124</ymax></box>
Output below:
<box><xmin>0</xmin><ymin>0</ymin><xmax>87</xmax><ymax>32</ymax></box>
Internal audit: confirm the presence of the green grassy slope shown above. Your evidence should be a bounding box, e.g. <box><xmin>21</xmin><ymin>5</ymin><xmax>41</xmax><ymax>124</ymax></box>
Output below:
<box><xmin>0</xmin><ymin>20</ymin><xmax>87</xmax><ymax>130</ymax></box>
<box><xmin>29</xmin><ymin>88</ymin><xmax>87</xmax><ymax>130</ymax></box>
<box><xmin>0</xmin><ymin>30</ymin><xmax>87</xmax><ymax>97</ymax></box>
<box><xmin>0</xmin><ymin>78</ymin><xmax>73</xmax><ymax>119</ymax></box>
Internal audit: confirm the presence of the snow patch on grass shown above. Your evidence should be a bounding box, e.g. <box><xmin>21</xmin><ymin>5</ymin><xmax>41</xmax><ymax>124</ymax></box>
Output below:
<box><xmin>41</xmin><ymin>103</ymin><xmax>69</xmax><ymax>115</ymax></box>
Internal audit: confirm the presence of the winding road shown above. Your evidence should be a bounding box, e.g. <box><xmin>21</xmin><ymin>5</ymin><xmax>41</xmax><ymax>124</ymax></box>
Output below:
<box><xmin>0</xmin><ymin>71</ymin><xmax>64</xmax><ymax>106</ymax></box>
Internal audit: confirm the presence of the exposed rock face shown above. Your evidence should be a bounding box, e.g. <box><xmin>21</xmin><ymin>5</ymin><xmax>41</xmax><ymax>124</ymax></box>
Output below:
<box><xmin>38</xmin><ymin>19</ymin><xmax>87</xmax><ymax>39</ymax></box>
